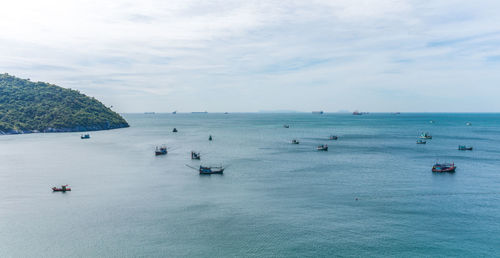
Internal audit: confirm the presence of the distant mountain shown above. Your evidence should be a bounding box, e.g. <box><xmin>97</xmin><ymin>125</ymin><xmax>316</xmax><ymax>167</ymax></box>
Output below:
<box><xmin>0</xmin><ymin>73</ymin><xmax>129</xmax><ymax>134</ymax></box>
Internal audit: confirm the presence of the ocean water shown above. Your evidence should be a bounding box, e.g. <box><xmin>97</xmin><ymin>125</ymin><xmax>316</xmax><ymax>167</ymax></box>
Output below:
<box><xmin>1</xmin><ymin>113</ymin><xmax>500</xmax><ymax>257</ymax></box>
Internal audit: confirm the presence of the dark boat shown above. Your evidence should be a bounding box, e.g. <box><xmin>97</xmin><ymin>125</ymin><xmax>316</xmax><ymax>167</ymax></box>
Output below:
<box><xmin>173</xmin><ymin>128</ymin><xmax>178</xmax><ymax>133</ymax></box>
<box><xmin>312</xmin><ymin>111</ymin><xmax>323</xmax><ymax>114</ymax></box>
<box><xmin>172</xmin><ymin>111</ymin><xmax>177</xmax><ymax>114</ymax></box>
<box><xmin>420</xmin><ymin>132</ymin><xmax>432</xmax><ymax>139</ymax></box>
<box><xmin>353</xmin><ymin>110</ymin><xmax>362</xmax><ymax>115</ymax></box>
<box><xmin>81</xmin><ymin>134</ymin><xmax>90</xmax><ymax>139</ymax></box>
<box><xmin>458</xmin><ymin>145</ymin><xmax>473</xmax><ymax>151</ymax></box>
<box><xmin>52</xmin><ymin>185</ymin><xmax>71</xmax><ymax>192</ymax></box>
<box><xmin>329</xmin><ymin>135</ymin><xmax>338</xmax><ymax>140</ymax></box>
<box><xmin>191</xmin><ymin>151</ymin><xmax>201</xmax><ymax>160</ymax></box>
<box><xmin>155</xmin><ymin>146</ymin><xmax>167</xmax><ymax>155</ymax></box>
<box><xmin>317</xmin><ymin>144</ymin><xmax>328</xmax><ymax>151</ymax></box>
<box><xmin>283</xmin><ymin>124</ymin><xmax>290</xmax><ymax>128</ymax></box>
<box><xmin>292</xmin><ymin>139</ymin><xmax>299</xmax><ymax>144</ymax></box>
<box><xmin>416</xmin><ymin>139</ymin><xmax>427</xmax><ymax>144</ymax></box>
<box><xmin>432</xmin><ymin>163</ymin><xmax>456</xmax><ymax>173</ymax></box>
<box><xmin>209</xmin><ymin>135</ymin><xmax>213</xmax><ymax>141</ymax></box>
<box><xmin>199</xmin><ymin>166</ymin><xmax>224</xmax><ymax>174</ymax></box>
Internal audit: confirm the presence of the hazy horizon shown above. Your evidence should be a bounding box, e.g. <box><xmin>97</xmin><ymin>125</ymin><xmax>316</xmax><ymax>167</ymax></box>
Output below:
<box><xmin>2</xmin><ymin>0</ymin><xmax>500</xmax><ymax>113</ymax></box>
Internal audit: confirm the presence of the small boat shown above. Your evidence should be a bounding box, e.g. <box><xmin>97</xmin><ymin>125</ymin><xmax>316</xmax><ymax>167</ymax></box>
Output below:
<box><xmin>312</xmin><ymin>111</ymin><xmax>324</xmax><ymax>114</ymax></box>
<box><xmin>173</xmin><ymin>128</ymin><xmax>178</xmax><ymax>133</ymax></box>
<box><xmin>209</xmin><ymin>135</ymin><xmax>213</xmax><ymax>141</ymax></box>
<box><xmin>81</xmin><ymin>134</ymin><xmax>90</xmax><ymax>139</ymax></box>
<box><xmin>199</xmin><ymin>165</ymin><xmax>224</xmax><ymax>175</ymax></box>
<box><xmin>292</xmin><ymin>139</ymin><xmax>300</xmax><ymax>144</ymax></box>
<box><xmin>458</xmin><ymin>145</ymin><xmax>473</xmax><ymax>151</ymax></box>
<box><xmin>432</xmin><ymin>163</ymin><xmax>456</xmax><ymax>173</ymax></box>
<box><xmin>172</xmin><ymin>111</ymin><xmax>177</xmax><ymax>114</ymax></box>
<box><xmin>416</xmin><ymin>139</ymin><xmax>427</xmax><ymax>144</ymax></box>
<box><xmin>144</xmin><ymin>112</ymin><xmax>155</xmax><ymax>114</ymax></box>
<box><xmin>429</xmin><ymin>120</ymin><xmax>434</xmax><ymax>124</ymax></box>
<box><xmin>317</xmin><ymin>144</ymin><xmax>328</xmax><ymax>151</ymax></box>
<box><xmin>191</xmin><ymin>151</ymin><xmax>200</xmax><ymax>160</ymax></box>
<box><xmin>52</xmin><ymin>185</ymin><xmax>71</xmax><ymax>192</ymax></box>
<box><xmin>329</xmin><ymin>135</ymin><xmax>338</xmax><ymax>140</ymax></box>
<box><xmin>155</xmin><ymin>146</ymin><xmax>167</xmax><ymax>155</ymax></box>
<box><xmin>466</xmin><ymin>122</ymin><xmax>472</xmax><ymax>126</ymax></box>
<box><xmin>283</xmin><ymin>125</ymin><xmax>290</xmax><ymax>128</ymax></box>
<box><xmin>420</xmin><ymin>132</ymin><xmax>432</xmax><ymax>139</ymax></box>
<box><xmin>352</xmin><ymin>110</ymin><xmax>362</xmax><ymax>115</ymax></box>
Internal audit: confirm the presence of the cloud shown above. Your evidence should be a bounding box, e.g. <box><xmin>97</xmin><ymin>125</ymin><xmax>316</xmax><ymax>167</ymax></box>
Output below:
<box><xmin>0</xmin><ymin>0</ymin><xmax>500</xmax><ymax>112</ymax></box>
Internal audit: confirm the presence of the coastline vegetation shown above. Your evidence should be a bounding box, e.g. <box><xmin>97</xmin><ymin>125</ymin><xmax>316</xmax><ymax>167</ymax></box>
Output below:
<box><xmin>0</xmin><ymin>73</ymin><xmax>129</xmax><ymax>134</ymax></box>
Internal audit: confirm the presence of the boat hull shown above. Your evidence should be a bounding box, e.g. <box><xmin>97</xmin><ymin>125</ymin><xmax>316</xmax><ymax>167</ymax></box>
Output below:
<box><xmin>52</xmin><ymin>188</ymin><xmax>71</xmax><ymax>192</ymax></box>
<box><xmin>199</xmin><ymin>170</ymin><xmax>224</xmax><ymax>175</ymax></box>
<box><xmin>432</xmin><ymin>166</ymin><xmax>456</xmax><ymax>173</ymax></box>
<box><xmin>199</xmin><ymin>166</ymin><xmax>224</xmax><ymax>174</ymax></box>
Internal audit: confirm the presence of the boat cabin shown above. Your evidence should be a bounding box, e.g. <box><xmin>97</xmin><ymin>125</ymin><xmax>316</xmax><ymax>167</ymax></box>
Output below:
<box><xmin>191</xmin><ymin>151</ymin><xmax>201</xmax><ymax>160</ymax></box>
<box><xmin>317</xmin><ymin>144</ymin><xmax>328</xmax><ymax>151</ymax></box>
<box><xmin>155</xmin><ymin>146</ymin><xmax>167</xmax><ymax>155</ymax></box>
<box><xmin>458</xmin><ymin>145</ymin><xmax>473</xmax><ymax>151</ymax></box>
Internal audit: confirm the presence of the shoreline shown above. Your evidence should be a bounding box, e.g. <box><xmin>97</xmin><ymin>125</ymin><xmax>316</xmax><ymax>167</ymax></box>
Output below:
<box><xmin>0</xmin><ymin>123</ymin><xmax>130</xmax><ymax>135</ymax></box>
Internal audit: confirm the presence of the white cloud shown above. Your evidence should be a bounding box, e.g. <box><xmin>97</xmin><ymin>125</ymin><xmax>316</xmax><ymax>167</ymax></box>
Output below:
<box><xmin>1</xmin><ymin>0</ymin><xmax>500</xmax><ymax>112</ymax></box>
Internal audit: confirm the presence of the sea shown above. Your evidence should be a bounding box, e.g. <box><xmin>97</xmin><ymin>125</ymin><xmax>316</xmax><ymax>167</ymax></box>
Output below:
<box><xmin>1</xmin><ymin>113</ymin><xmax>500</xmax><ymax>257</ymax></box>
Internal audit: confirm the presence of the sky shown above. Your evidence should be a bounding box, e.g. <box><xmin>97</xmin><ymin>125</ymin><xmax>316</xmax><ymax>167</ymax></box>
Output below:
<box><xmin>1</xmin><ymin>0</ymin><xmax>500</xmax><ymax>113</ymax></box>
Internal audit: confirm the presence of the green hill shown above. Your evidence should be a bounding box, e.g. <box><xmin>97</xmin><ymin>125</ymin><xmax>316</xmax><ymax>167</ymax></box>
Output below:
<box><xmin>0</xmin><ymin>73</ymin><xmax>129</xmax><ymax>134</ymax></box>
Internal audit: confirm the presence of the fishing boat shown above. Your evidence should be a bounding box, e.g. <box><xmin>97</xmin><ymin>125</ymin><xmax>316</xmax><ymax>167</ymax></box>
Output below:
<box><xmin>283</xmin><ymin>124</ymin><xmax>290</xmax><ymax>128</ymax></box>
<box><xmin>329</xmin><ymin>135</ymin><xmax>338</xmax><ymax>140</ymax></box>
<box><xmin>292</xmin><ymin>139</ymin><xmax>300</xmax><ymax>144</ymax></box>
<box><xmin>52</xmin><ymin>185</ymin><xmax>71</xmax><ymax>192</ymax></box>
<box><xmin>432</xmin><ymin>163</ymin><xmax>456</xmax><ymax>173</ymax></box>
<box><xmin>209</xmin><ymin>135</ymin><xmax>213</xmax><ymax>141</ymax></box>
<box><xmin>416</xmin><ymin>139</ymin><xmax>427</xmax><ymax>144</ymax></box>
<box><xmin>173</xmin><ymin>128</ymin><xmax>178</xmax><ymax>133</ymax></box>
<box><xmin>199</xmin><ymin>165</ymin><xmax>224</xmax><ymax>175</ymax></box>
<box><xmin>458</xmin><ymin>145</ymin><xmax>473</xmax><ymax>151</ymax></box>
<box><xmin>81</xmin><ymin>134</ymin><xmax>90</xmax><ymax>139</ymax></box>
<box><xmin>172</xmin><ymin>111</ymin><xmax>177</xmax><ymax>114</ymax></box>
<box><xmin>191</xmin><ymin>151</ymin><xmax>200</xmax><ymax>160</ymax></box>
<box><xmin>420</xmin><ymin>132</ymin><xmax>432</xmax><ymax>139</ymax></box>
<box><xmin>317</xmin><ymin>144</ymin><xmax>328</xmax><ymax>151</ymax></box>
<box><xmin>466</xmin><ymin>122</ymin><xmax>472</xmax><ymax>126</ymax></box>
<box><xmin>155</xmin><ymin>146</ymin><xmax>167</xmax><ymax>155</ymax></box>
<box><xmin>352</xmin><ymin>110</ymin><xmax>362</xmax><ymax>115</ymax></box>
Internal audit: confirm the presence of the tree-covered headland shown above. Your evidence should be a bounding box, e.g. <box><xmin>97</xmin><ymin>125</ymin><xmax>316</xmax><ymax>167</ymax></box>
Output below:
<box><xmin>0</xmin><ymin>73</ymin><xmax>129</xmax><ymax>134</ymax></box>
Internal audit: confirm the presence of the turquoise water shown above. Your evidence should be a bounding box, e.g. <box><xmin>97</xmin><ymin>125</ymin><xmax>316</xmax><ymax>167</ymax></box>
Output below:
<box><xmin>1</xmin><ymin>113</ymin><xmax>500</xmax><ymax>257</ymax></box>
